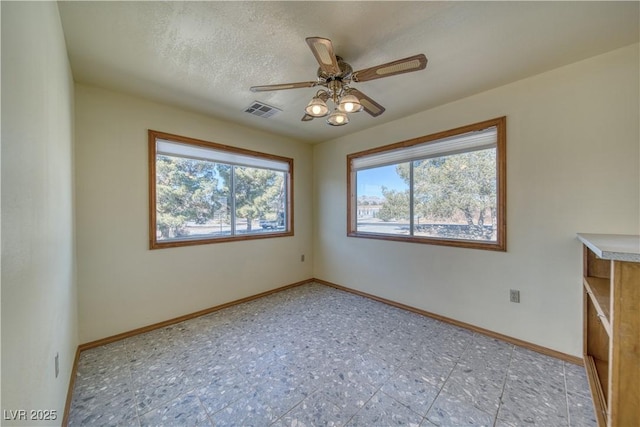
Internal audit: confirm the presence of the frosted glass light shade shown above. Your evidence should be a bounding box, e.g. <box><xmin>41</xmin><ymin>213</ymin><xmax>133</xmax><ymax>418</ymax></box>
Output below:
<box><xmin>305</xmin><ymin>97</ymin><xmax>329</xmax><ymax>117</ymax></box>
<box><xmin>338</xmin><ymin>94</ymin><xmax>362</xmax><ymax>113</ymax></box>
<box><xmin>327</xmin><ymin>110</ymin><xmax>349</xmax><ymax>126</ymax></box>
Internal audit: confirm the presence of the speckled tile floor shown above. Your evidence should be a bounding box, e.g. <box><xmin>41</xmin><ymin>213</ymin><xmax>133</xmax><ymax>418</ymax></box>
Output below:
<box><xmin>69</xmin><ymin>283</ymin><xmax>597</xmax><ymax>426</ymax></box>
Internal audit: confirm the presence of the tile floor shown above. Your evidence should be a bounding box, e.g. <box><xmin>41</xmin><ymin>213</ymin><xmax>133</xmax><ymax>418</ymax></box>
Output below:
<box><xmin>69</xmin><ymin>283</ymin><xmax>597</xmax><ymax>426</ymax></box>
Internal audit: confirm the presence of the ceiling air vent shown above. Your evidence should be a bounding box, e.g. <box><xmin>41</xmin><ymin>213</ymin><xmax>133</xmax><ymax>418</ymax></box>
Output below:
<box><xmin>244</xmin><ymin>101</ymin><xmax>282</xmax><ymax>119</ymax></box>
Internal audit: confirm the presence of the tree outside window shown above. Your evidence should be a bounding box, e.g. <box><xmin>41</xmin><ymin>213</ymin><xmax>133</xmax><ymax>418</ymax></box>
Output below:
<box><xmin>149</xmin><ymin>130</ymin><xmax>292</xmax><ymax>249</ymax></box>
<box><xmin>348</xmin><ymin>117</ymin><xmax>506</xmax><ymax>251</ymax></box>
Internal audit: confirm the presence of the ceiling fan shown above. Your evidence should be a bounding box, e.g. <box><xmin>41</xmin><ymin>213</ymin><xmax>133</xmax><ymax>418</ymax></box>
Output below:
<box><xmin>250</xmin><ymin>37</ymin><xmax>428</xmax><ymax>126</ymax></box>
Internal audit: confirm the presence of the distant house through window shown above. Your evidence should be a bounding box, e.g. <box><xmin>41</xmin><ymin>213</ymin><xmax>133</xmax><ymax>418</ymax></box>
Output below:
<box><xmin>149</xmin><ymin>130</ymin><xmax>293</xmax><ymax>249</ymax></box>
<box><xmin>347</xmin><ymin>117</ymin><xmax>506</xmax><ymax>251</ymax></box>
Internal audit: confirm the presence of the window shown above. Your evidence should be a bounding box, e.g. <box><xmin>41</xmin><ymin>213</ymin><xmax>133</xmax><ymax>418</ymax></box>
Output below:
<box><xmin>347</xmin><ymin>117</ymin><xmax>506</xmax><ymax>251</ymax></box>
<box><xmin>149</xmin><ymin>130</ymin><xmax>293</xmax><ymax>249</ymax></box>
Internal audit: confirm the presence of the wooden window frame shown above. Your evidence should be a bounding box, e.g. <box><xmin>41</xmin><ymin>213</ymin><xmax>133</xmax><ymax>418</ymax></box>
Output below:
<box><xmin>347</xmin><ymin>117</ymin><xmax>506</xmax><ymax>251</ymax></box>
<box><xmin>149</xmin><ymin>130</ymin><xmax>294</xmax><ymax>249</ymax></box>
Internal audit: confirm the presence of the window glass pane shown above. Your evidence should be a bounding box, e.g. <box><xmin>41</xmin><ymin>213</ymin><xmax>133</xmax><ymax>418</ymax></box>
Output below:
<box><xmin>150</xmin><ymin>130</ymin><xmax>293</xmax><ymax>249</ymax></box>
<box><xmin>234</xmin><ymin>166</ymin><xmax>286</xmax><ymax>235</ymax></box>
<box><xmin>412</xmin><ymin>148</ymin><xmax>497</xmax><ymax>241</ymax></box>
<box><xmin>156</xmin><ymin>156</ymin><xmax>230</xmax><ymax>241</ymax></box>
<box><xmin>347</xmin><ymin>117</ymin><xmax>505</xmax><ymax>250</ymax></box>
<box><xmin>356</xmin><ymin>163</ymin><xmax>410</xmax><ymax>235</ymax></box>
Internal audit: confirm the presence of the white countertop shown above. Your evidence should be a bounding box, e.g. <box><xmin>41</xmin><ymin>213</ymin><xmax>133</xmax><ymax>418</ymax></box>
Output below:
<box><xmin>577</xmin><ymin>233</ymin><xmax>640</xmax><ymax>262</ymax></box>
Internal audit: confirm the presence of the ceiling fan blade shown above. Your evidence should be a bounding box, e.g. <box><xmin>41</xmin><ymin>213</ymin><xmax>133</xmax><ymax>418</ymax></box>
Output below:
<box><xmin>352</xmin><ymin>54</ymin><xmax>427</xmax><ymax>82</ymax></box>
<box><xmin>306</xmin><ymin>37</ymin><xmax>341</xmax><ymax>75</ymax></box>
<box><xmin>250</xmin><ymin>81</ymin><xmax>318</xmax><ymax>92</ymax></box>
<box><xmin>301</xmin><ymin>114</ymin><xmax>315</xmax><ymax>122</ymax></box>
<box><xmin>349</xmin><ymin>89</ymin><xmax>386</xmax><ymax>117</ymax></box>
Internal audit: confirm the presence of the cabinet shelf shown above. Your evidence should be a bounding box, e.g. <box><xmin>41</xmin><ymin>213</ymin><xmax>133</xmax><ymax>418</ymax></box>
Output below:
<box><xmin>578</xmin><ymin>233</ymin><xmax>640</xmax><ymax>427</ymax></box>
<box><xmin>583</xmin><ymin>276</ymin><xmax>611</xmax><ymax>335</ymax></box>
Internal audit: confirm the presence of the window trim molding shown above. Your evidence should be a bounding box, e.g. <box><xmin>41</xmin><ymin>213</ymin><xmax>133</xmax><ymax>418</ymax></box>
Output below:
<box><xmin>148</xmin><ymin>130</ymin><xmax>294</xmax><ymax>250</ymax></box>
<box><xmin>347</xmin><ymin>117</ymin><xmax>506</xmax><ymax>251</ymax></box>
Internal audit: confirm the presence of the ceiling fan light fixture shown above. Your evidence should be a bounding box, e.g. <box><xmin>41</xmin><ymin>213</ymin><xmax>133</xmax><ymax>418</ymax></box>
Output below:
<box><xmin>327</xmin><ymin>110</ymin><xmax>349</xmax><ymax>126</ymax></box>
<box><xmin>337</xmin><ymin>93</ymin><xmax>362</xmax><ymax>113</ymax></box>
<box><xmin>305</xmin><ymin>96</ymin><xmax>329</xmax><ymax>117</ymax></box>
<box><xmin>251</xmin><ymin>37</ymin><xmax>427</xmax><ymax>127</ymax></box>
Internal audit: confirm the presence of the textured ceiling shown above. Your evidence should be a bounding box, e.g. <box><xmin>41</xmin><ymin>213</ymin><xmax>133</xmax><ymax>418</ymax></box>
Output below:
<box><xmin>58</xmin><ymin>1</ymin><xmax>639</xmax><ymax>143</ymax></box>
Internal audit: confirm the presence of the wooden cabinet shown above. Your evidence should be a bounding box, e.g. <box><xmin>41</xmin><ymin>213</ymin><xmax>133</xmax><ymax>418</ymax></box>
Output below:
<box><xmin>578</xmin><ymin>233</ymin><xmax>639</xmax><ymax>427</ymax></box>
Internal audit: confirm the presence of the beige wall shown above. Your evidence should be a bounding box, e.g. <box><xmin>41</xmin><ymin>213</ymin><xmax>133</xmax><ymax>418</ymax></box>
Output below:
<box><xmin>74</xmin><ymin>85</ymin><xmax>314</xmax><ymax>343</ymax></box>
<box><xmin>313</xmin><ymin>44</ymin><xmax>639</xmax><ymax>357</ymax></box>
<box><xmin>1</xmin><ymin>2</ymin><xmax>78</xmax><ymax>423</ymax></box>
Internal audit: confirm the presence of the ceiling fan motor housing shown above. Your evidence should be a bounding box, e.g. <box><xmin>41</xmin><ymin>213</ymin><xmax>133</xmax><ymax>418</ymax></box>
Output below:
<box><xmin>317</xmin><ymin>56</ymin><xmax>353</xmax><ymax>83</ymax></box>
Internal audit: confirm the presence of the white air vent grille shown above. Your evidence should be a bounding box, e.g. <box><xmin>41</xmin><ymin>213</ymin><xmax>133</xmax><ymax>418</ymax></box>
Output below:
<box><xmin>244</xmin><ymin>101</ymin><xmax>282</xmax><ymax>118</ymax></box>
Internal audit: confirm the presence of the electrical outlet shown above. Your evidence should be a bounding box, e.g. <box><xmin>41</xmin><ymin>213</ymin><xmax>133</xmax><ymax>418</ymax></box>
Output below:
<box><xmin>300</xmin><ymin>254</ymin><xmax>305</xmax><ymax>262</ymax></box>
<box><xmin>510</xmin><ymin>289</ymin><xmax>520</xmax><ymax>303</ymax></box>
<box><xmin>55</xmin><ymin>353</ymin><xmax>59</xmax><ymax>378</ymax></box>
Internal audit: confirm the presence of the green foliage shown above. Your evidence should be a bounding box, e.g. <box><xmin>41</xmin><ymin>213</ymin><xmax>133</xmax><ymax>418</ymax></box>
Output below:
<box><xmin>231</xmin><ymin>166</ymin><xmax>284</xmax><ymax>231</ymax></box>
<box><xmin>417</xmin><ymin>150</ymin><xmax>495</xmax><ymax>226</ymax></box>
<box><xmin>378</xmin><ymin>186</ymin><xmax>410</xmax><ymax>221</ymax></box>
<box><xmin>156</xmin><ymin>153</ymin><xmax>285</xmax><ymax>238</ymax></box>
<box><xmin>390</xmin><ymin>149</ymin><xmax>496</xmax><ymax>228</ymax></box>
<box><xmin>156</xmin><ymin>156</ymin><xmax>223</xmax><ymax>238</ymax></box>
